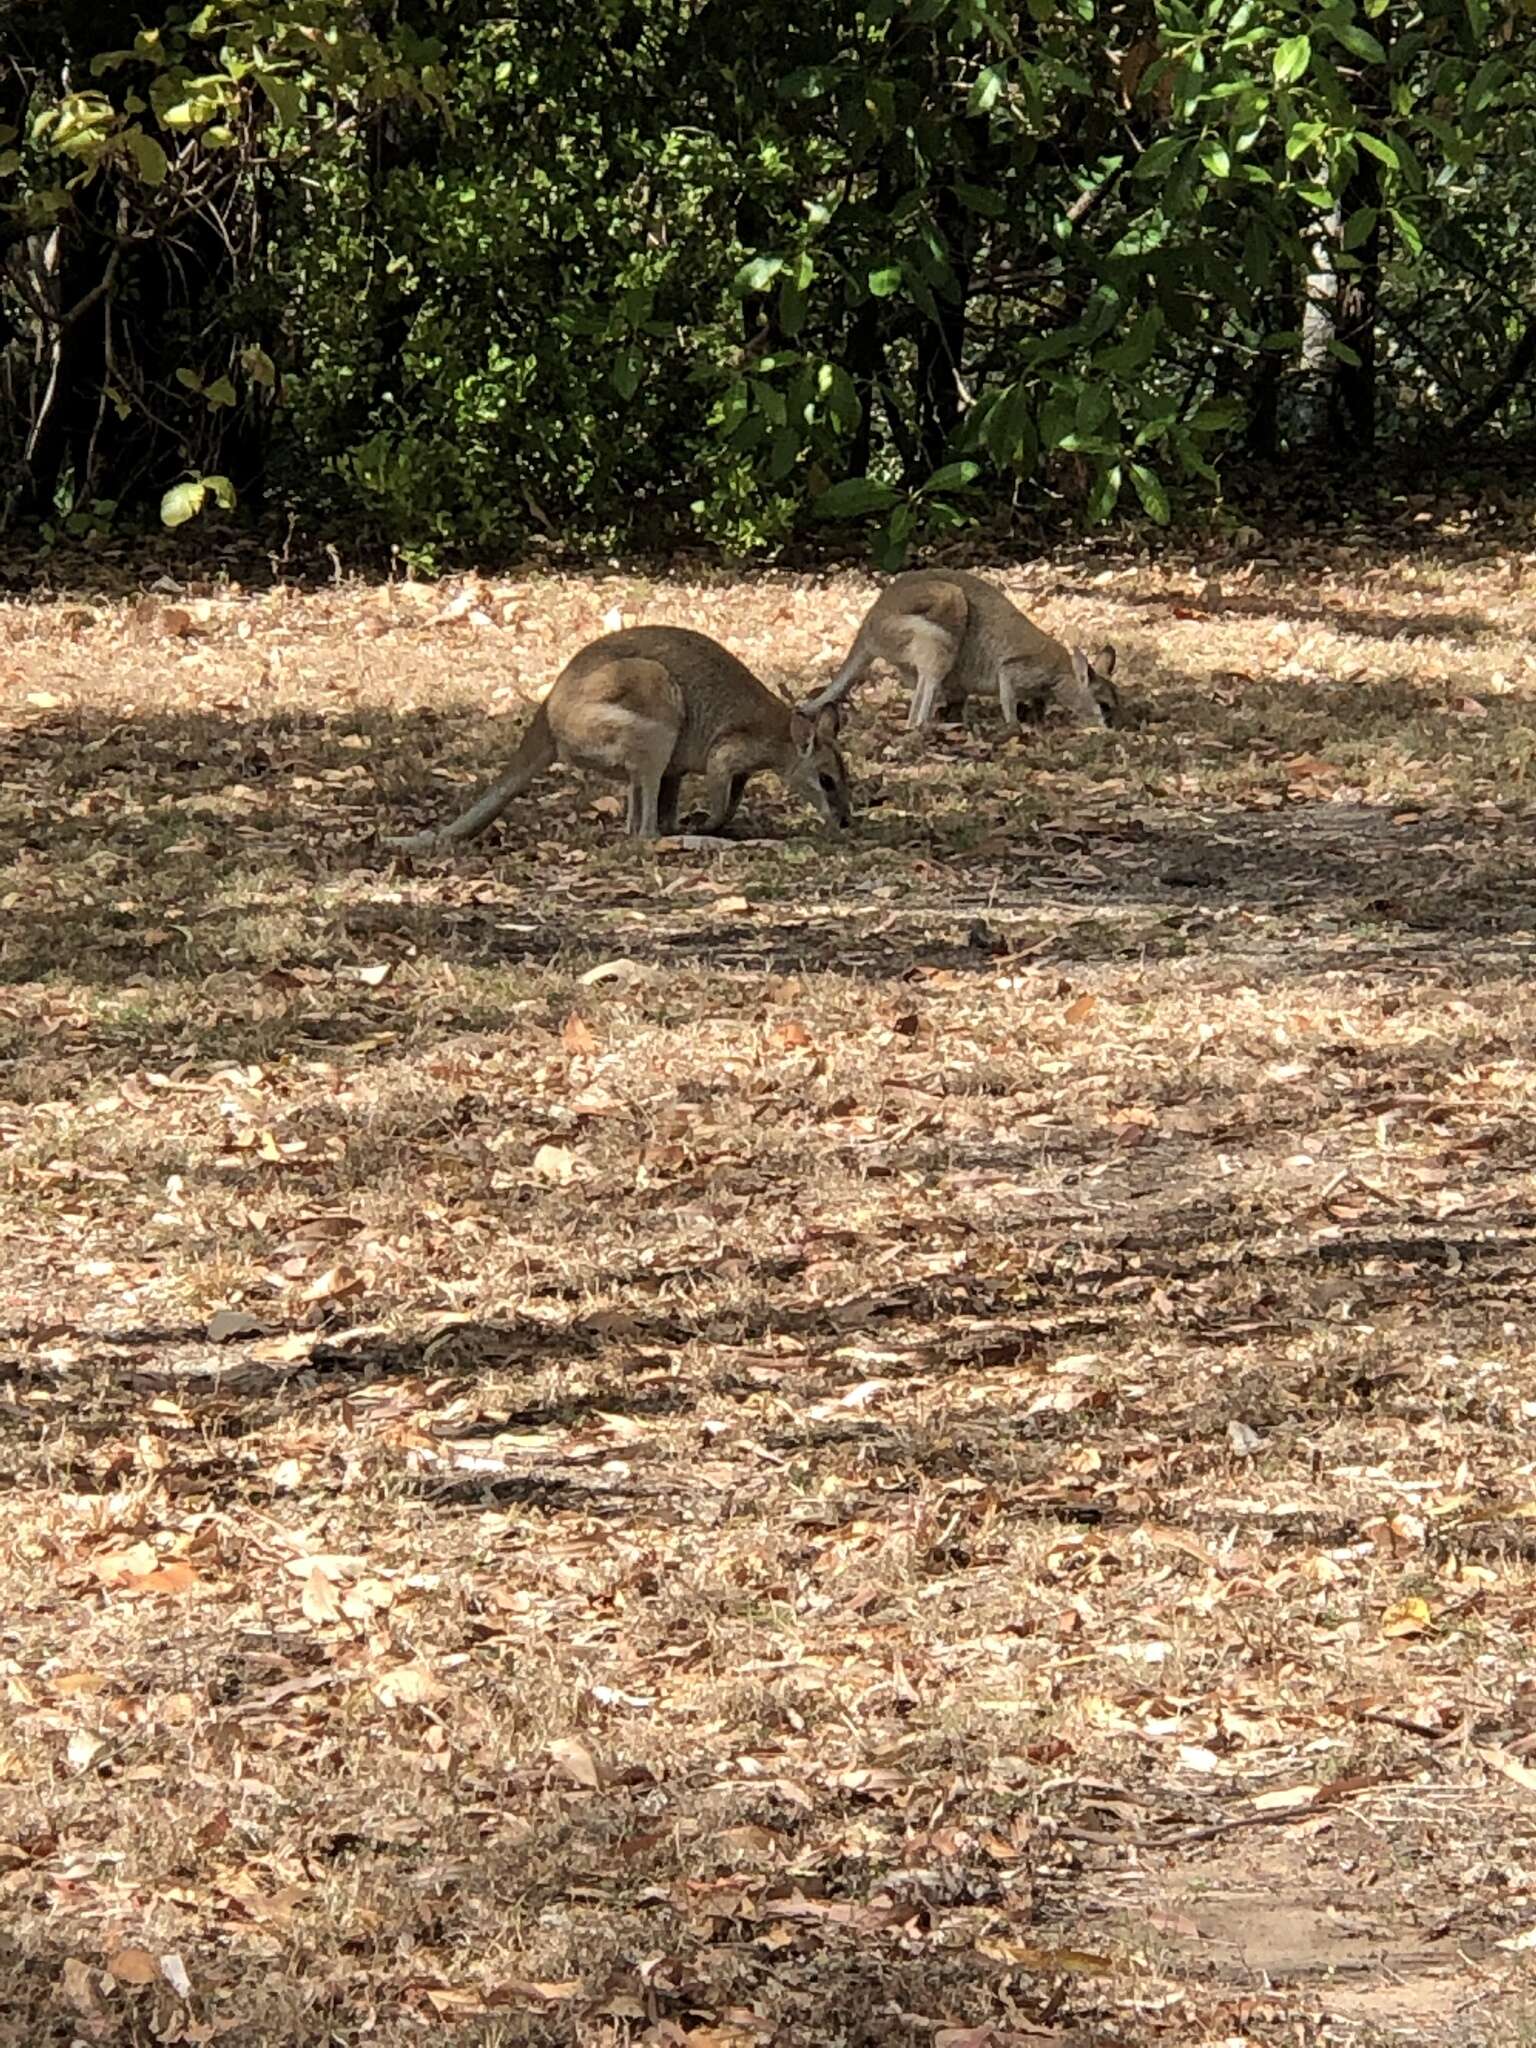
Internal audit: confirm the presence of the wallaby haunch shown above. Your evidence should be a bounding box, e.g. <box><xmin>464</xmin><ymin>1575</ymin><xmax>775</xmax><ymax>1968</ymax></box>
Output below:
<box><xmin>800</xmin><ymin>570</ymin><xmax>1119</xmax><ymax>734</ymax></box>
<box><xmin>385</xmin><ymin>625</ymin><xmax>852</xmax><ymax>852</ymax></box>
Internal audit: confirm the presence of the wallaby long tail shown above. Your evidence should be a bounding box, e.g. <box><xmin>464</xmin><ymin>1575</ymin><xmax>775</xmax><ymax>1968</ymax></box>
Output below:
<box><xmin>799</xmin><ymin>633</ymin><xmax>869</xmax><ymax>715</ymax></box>
<box><xmin>384</xmin><ymin>703</ymin><xmax>557</xmax><ymax>852</ymax></box>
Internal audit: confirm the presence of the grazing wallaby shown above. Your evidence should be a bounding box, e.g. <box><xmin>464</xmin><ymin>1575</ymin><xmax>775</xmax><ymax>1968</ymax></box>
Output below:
<box><xmin>800</xmin><ymin>570</ymin><xmax>1119</xmax><ymax>734</ymax></box>
<box><xmin>385</xmin><ymin>625</ymin><xmax>852</xmax><ymax>851</ymax></box>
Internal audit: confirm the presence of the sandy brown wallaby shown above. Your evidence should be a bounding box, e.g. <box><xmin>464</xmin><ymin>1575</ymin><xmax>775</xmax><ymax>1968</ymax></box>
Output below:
<box><xmin>385</xmin><ymin>625</ymin><xmax>852</xmax><ymax>852</ymax></box>
<box><xmin>800</xmin><ymin>570</ymin><xmax>1119</xmax><ymax>734</ymax></box>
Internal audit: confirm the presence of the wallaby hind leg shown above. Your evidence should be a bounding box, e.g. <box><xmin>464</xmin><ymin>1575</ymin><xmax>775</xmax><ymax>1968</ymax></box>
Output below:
<box><xmin>627</xmin><ymin>770</ymin><xmax>666</xmax><ymax>838</ymax></box>
<box><xmin>657</xmin><ymin>771</ymin><xmax>684</xmax><ymax>835</ymax></box>
<box><xmin>895</xmin><ymin>616</ymin><xmax>963</xmax><ymax>730</ymax></box>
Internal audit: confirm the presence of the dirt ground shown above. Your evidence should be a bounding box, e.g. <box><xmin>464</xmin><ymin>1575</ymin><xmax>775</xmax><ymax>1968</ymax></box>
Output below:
<box><xmin>3</xmin><ymin>520</ymin><xmax>1536</xmax><ymax>2045</ymax></box>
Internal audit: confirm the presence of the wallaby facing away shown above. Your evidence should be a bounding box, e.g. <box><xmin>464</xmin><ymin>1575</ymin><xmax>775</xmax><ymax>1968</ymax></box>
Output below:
<box><xmin>800</xmin><ymin>570</ymin><xmax>1119</xmax><ymax>734</ymax></box>
<box><xmin>385</xmin><ymin>625</ymin><xmax>852</xmax><ymax>852</ymax></box>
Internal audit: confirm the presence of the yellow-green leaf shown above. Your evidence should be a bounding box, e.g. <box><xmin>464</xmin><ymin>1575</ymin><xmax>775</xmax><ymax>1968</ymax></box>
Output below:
<box><xmin>160</xmin><ymin>481</ymin><xmax>206</xmax><ymax>528</ymax></box>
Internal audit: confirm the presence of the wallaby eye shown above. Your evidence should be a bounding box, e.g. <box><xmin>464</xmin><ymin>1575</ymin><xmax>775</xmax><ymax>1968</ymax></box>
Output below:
<box><xmin>819</xmin><ymin>774</ymin><xmax>839</xmax><ymax>796</ymax></box>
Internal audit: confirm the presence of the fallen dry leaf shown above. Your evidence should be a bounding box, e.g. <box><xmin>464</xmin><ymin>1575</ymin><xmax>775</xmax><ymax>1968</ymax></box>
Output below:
<box><xmin>548</xmin><ymin>1734</ymin><xmax>603</xmax><ymax>1790</ymax></box>
<box><xmin>532</xmin><ymin>1142</ymin><xmax>576</xmax><ymax>1184</ymax></box>
<box><xmin>107</xmin><ymin>1948</ymin><xmax>161</xmax><ymax>1986</ymax></box>
<box><xmin>301</xmin><ymin>1566</ymin><xmax>344</xmax><ymax>1626</ymax></box>
<box><xmin>373</xmin><ymin>1664</ymin><xmax>445</xmax><ymax>1709</ymax></box>
<box><xmin>1380</xmin><ymin>1595</ymin><xmax>1434</xmax><ymax>1639</ymax></box>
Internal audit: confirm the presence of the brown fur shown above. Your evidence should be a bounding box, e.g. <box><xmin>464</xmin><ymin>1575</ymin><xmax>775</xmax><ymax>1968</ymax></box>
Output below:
<box><xmin>385</xmin><ymin>625</ymin><xmax>852</xmax><ymax>852</ymax></box>
<box><xmin>801</xmin><ymin>570</ymin><xmax>1119</xmax><ymax>733</ymax></box>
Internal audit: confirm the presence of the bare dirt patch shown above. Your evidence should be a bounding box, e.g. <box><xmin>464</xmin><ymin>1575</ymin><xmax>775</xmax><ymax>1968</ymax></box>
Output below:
<box><xmin>4</xmin><ymin>538</ymin><xmax>1536</xmax><ymax>2045</ymax></box>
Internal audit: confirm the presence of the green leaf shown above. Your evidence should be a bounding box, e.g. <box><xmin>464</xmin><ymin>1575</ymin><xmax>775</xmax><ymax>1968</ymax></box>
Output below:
<box><xmin>873</xmin><ymin>521</ymin><xmax>910</xmax><ymax>573</ymax></box>
<box><xmin>814</xmin><ymin>477</ymin><xmax>901</xmax><ymax>518</ymax></box>
<box><xmin>1040</xmin><ymin>388</ymin><xmax>1077</xmax><ymax>449</ymax></box>
<box><xmin>1326</xmin><ymin>339</ymin><xmax>1363</xmax><ymax>367</ymax></box>
<box><xmin>1190</xmin><ymin>398</ymin><xmax>1242</xmax><ymax>430</ymax></box>
<box><xmin>1133</xmin><ymin>135</ymin><xmax>1185</xmax><ymax>181</ymax></box>
<box><xmin>1075</xmin><ymin>385</ymin><xmax>1112</xmax><ymax>436</ymax></box>
<box><xmin>1273</xmin><ymin>34</ymin><xmax>1311</xmax><ymax>86</ymax></box>
<box><xmin>1355</xmin><ymin>131</ymin><xmax>1398</xmax><ymax>167</ymax></box>
<box><xmin>823</xmin><ymin>364</ymin><xmax>862</xmax><ymax>433</ymax></box>
<box><xmin>258</xmin><ymin>72</ymin><xmax>301</xmax><ymax>128</ymax></box>
<box><xmin>1109</xmin><ymin>218</ymin><xmax>1169</xmax><ymax>258</ymax></box>
<box><xmin>240</xmin><ymin>344</ymin><xmax>275</xmax><ymax>387</ymax></box>
<box><xmin>161</xmin><ymin>481</ymin><xmax>206</xmax><ymax>528</ymax></box>
<box><xmin>735</xmin><ymin>255</ymin><xmax>783</xmax><ymax>294</ymax></box>
<box><xmin>867</xmin><ymin>264</ymin><xmax>903</xmax><ymax>298</ymax></box>
<box><xmin>124</xmin><ymin>131</ymin><xmax>167</xmax><ymax>185</ymax></box>
<box><xmin>767</xmin><ymin>425</ymin><xmax>799</xmax><ymax>483</ymax></box>
<box><xmin>1340</xmin><ymin>205</ymin><xmax>1377</xmax><ymax>250</ymax></box>
<box><xmin>1329</xmin><ymin>22</ymin><xmax>1386</xmax><ymax>63</ymax></box>
<box><xmin>1466</xmin><ymin>57</ymin><xmax>1511</xmax><ymax>115</ymax></box>
<box><xmin>1390</xmin><ymin>206</ymin><xmax>1423</xmax><ymax>255</ymax></box>
<box><xmin>204</xmin><ymin>474</ymin><xmax>236</xmax><ymax>510</ymax></box>
<box><xmin>920</xmin><ymin>460</ymin><xmax>980</xmax><ymax>495</ymax></box>
<box><xmin>1097</xmin><ymin>308</ymin><xmax>1162</xmax><ymax>376</ymax></box>
<box><xmin>1128</xmin><ymin>462</ymin><xmax>1170</xmax><ymax>524</ymax></box>
<box><xmin>1087</xmin><ymin>463</ymin><xmax>1122</xmax><ymax>523</ymax></box>
<box><xmin>1241</xmin><ymin>218</ymin><xmax>1272</xmax><ymax>286</ymax></box>
<box><xmin>955</xmin><ymin>180</ymin><xmax>1006</xmax><ymax>218</ymax></box>
<box><xmin>204</xmin><ymin>375</ymin><xmax>237</xmax><ymax>409</ymax></box>
<box><xmin>162</xmin><ymin>99</ymin><xmax>216</xmax><ymax>130</ymax></box>
<box><xmin>969</xmin><ymin>65</ymin><xmax>1005</xmax><ymax>114</ymax></box>
<box><xmin>985</xmin><ymin>382</ymin><xmax>1034</xmax><ymax>467</ymax></box>
<box><xmin>611</xmin><ymin>354</ymin><xmax>640</xmax><ymax>399</ymax></box>
<box><xmin>1200</xmin><ymin>141</ymin><xmax>1231</xmax><ymax>178</ymax></box>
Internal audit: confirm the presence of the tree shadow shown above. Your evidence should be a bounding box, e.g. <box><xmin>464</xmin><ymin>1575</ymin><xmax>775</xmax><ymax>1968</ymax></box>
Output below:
<box><xmin>1073</xmin><ymin>582</ymin><xmax>1504</xmax><ymax>645</ymax></box>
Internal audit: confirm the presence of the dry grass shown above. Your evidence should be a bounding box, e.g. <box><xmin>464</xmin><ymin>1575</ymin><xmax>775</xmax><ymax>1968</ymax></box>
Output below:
<box><xmin>5</xmin><ymin>521</ymin><xmax>1536</xmax><ymax>2046</ymax></box>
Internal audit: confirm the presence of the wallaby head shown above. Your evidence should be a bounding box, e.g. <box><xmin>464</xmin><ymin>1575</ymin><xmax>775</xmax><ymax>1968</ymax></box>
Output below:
<box><xmin>785</xmin><ymin>705</ymin><xmax>852</xmax><ymax>829</ymax></box>
<box><xmin>1069</xmin><ymin>642</ymin><xmax>1121</xmax><ymax>725</ymax></box>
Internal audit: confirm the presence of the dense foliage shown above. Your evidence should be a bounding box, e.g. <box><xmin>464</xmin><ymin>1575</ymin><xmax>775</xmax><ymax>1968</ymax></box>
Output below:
<box><xmin>1</xmin><ymin>0</ymin><xmax>1531</xmax><ymax>563</ymax></box>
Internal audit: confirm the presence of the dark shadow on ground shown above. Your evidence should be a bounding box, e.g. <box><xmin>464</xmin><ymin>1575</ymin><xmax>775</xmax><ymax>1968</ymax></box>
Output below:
<box><xmin>3</xmin><ymin>682</ymin><xmax>1536</xmax><ymax>1076</ymax></box>
<box><xmin>1071</xmin><ymin>582</ymin><xmax>1504</xmax><ymax>645</ymax></box>
<box><xmin>6</xmin><ymin>1191</ymin><xmax>1533</xmax><ymax>1484</ymax></box>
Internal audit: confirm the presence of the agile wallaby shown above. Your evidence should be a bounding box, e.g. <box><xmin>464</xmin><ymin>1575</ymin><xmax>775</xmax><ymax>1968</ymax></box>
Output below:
<box><xmin>800</xmin><ymin>570</ymin><xmax>1119</xmax><ymax>734</ymax></box>
<box><xmin>385</xmin><ymin>625</ymin><xmax>852</xmax><ymax>852</ymax></box>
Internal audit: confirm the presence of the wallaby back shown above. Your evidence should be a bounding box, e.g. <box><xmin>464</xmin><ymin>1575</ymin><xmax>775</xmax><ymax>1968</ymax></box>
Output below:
<box><xmin>568</xmin><ymin>626</ymin><xmax>791</xmax><ymax>769</ymax></box>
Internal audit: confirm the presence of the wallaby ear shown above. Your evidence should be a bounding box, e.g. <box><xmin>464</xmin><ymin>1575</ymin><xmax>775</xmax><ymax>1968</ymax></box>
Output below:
<box><xmin>815</xmin><ymin>705</ymin><xmax>842</xmax><ymax>742</ymax></box>
<box><xmin>789</xmin><ymin>709</ymin><xmax>813</xmax><ymax>750</ymax></box>
<box><xmin>1070</xmin><ymin>645</ymin><xmax>1092</xmax><ymax>686</ymax></box>
<box><xmin>1094</xmin><ymin>643</ymin><xmax>1117</xmax><ymax>679</ymax></box>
